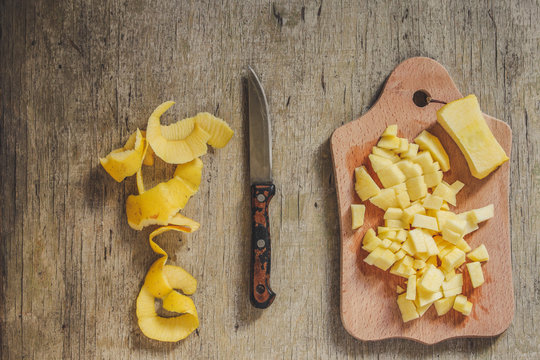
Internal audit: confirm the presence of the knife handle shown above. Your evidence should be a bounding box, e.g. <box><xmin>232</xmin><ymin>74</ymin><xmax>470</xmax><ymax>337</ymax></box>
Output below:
<box><xmin>250</xmin><ymin>183</ymin><xmax>276</xmax><ymax>308</ymax></box>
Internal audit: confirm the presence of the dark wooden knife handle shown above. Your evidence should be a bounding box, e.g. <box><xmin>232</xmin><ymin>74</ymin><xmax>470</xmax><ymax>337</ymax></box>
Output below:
<box><xmin>250</xmin><ymin>183</ymin><xmax>276</xmax><ymax>308</ymax></box>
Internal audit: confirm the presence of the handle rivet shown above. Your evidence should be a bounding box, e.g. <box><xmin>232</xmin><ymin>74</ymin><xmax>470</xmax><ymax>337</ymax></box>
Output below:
<box><xmin>257</xmin><ymin>194</ymin><xmax>265</xmax><ymax>202</ymax></box>
<box><xmin>257</xmin><ymin>239</ymin><xmax>265</xmax><ymax>248</ymax></box>
<box><xmin>256</xmin><ymin>284</ymin><xmax>265</xmax><ymax>294</ymax></box>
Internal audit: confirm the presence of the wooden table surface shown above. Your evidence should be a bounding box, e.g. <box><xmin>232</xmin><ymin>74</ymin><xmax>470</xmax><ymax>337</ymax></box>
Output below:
<box><xmin>1</xmin><ymin>1</ymin><xmax>539</xmax><ymax>359</ymax></box>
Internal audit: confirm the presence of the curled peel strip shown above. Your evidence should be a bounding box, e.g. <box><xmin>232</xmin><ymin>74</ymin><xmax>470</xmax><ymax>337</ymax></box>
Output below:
<box><xmin>129</xmin><ymin>158</ymin><xmax>203</xmax><ymax>230</ymax></box>
<box><xmin>100</xmin><ymin>129</ymin><xmax>148</xmax><ymax>182</ymax></box>
<box><xmin>136</xmin><ymin>226</ymin><xmax>199</xmax><ymax>342</ymax></box>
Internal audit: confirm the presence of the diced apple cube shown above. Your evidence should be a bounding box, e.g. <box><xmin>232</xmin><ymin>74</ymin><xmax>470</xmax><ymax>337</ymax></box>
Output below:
<box><xmin>362</xmin><ymin>229</ymin><xmax>383</xmax><ymax>252</ymax></box>
<box><xmin>397</xmin><ymin>293</ymin><xmax>419</xmax><ymax>322</ymax></box>
<box><xmin>442</xmin><ymin>286</ymin><xmax>463</xmax><ymax>298</ymax></box>
<box><xmin>424</xmin><ymin>236</ymin><xmax>440</xmax><ymax>257</ymax></box>
<box><xmin>456</xmin><ymin>212</ymin><xmax>480</xmax><ymax>235</ymax></box>
<box><xmin>395</xmin><ymin>189</ymin><xmax>411</xmax><ymax>209</ymax></box>
<box><xmin>354</xmin><ymin>166</ymin><xmax>381</xmax><ymax>201</ymax></box>
<box><xmin>402</xmin><ymin>143</ymin><xmax>419</xmax><ymax>159</ymax></box>
<box><xmin>364</xmin><ymin>246</ymin><xmax>397</xmax><ymax>270</ymax></box>
<box><xmin>382</xmin><ymin>124</ymin><xmax>398</xmax><ymax>137</ymax></box>
<box><xmin>412</xmin><ymin>214</ymin><xmax>439</xmax><ymax>231</ymax></box>
<box><xmin>390</xmin><ymin>257</ymin><xmax>416</xmax><ymax>278</ymax></box>
<box><xmin>397</xmin><ymin>285</ymin><xmax>405</xmax><ymax>294</ymax></box>
<box><xmin>432</xmin><ymin>182</ymin><xmax>456</xmax><ymax>206</ymax></box>
<box><xmin>467</xmin><ymin>244</ymin><xmax>489</xmax><ymax>262</ymax></box>
<box><xmin>416</xmin><ymin>289</ymin><xmax>443</xmax><ymax>307</ymax></box>
<box><xmin>441</xmin><ymin>248</ymin><xmax>466</xmax><ymax>271</ymax></box>
<box><xmin>377</xmin><ymin>226</ymin><xmax>393</xmax><ymax>235</ymax></box>
<box><xmin>450</xmin><ymin>180</ymin><xmax>465</xmax><ymax>193</ymax></box>
<box><xmin>418</xmin><ymin>266</ymin><xmax>445</xmax><ymax>293</ymax></box>
<box><xmin>453</xmin><ymin>294</ymin><xmax>473</xmax><ymax>316</ymax></box>
<box><xmin>434</xmin><ymin>296</ymin><xmax>456</xmax><ymax>316</ymax></box>
<box><xmin>440</xmin><ymin>202</ymin><xmax>450</xmax><ymax>210</ymax></box>
<box><xmin>411</xmin><ymin>151</ymin><xmax>434</xmax><ymax>173</ymax></box>
<box><xmin>378</xmin><ymin>135</ymin><xmax>400</xmax><ymax>150</ymax></box>
<box><xmin>444</xmin><ymin>269</ymin><xmax>456</xmax><ymax>281</ymax></box>
<box><xmin>436</xmin><ymin>210</ymin><xmax>458</xmax><ymax>229</ymax></box>
<box><xmin>416</xmin><ymin>302</ymin><xmax>432</xmax><ymax>317</ymax></box>
<box><xmin>395</xmin><ymin>249</ymin><xmax>406</xmax><ymax>260</ymax></box>
<box><xmin>401</xmin><ymin>238</ymin><xmax>415</xmax><ymax>256</ymax></box>
<box><xmin>444</xmin><ymin>218</ymin><xmax>466</xmax><ymax>236</ymax></box>
<box><xmin>368</xmin><ymin>154</ymin><xmax>393</xmax><ymax>172</ymax></box>
<box><xmin>414</xmin><ymin>130</ymin><xmax>451</xmax><ymax>172</ymax></box>
<box><xmin>415</xmin><ymin>251</ymin><xmax>430</xmax><ymax>262</ymax></box>
<box><xmin>406</xmin><ymin>275</ymin><xmax>417</xmax><ymax>300</ymax></box>
<box><xmin>422</xmin><ymin>194</ymin><xmax>443</xmax><ymax>210</ymax></box>
<box><xmin>372</xmin><ymin>146</ymin><xmax>400</xmax><ymax>162</ymax></box>
<box><xmin>423</xmin><ymin>170</ymin><xmax>444</xmax><ymax>188</ymax></box>
<box><xmin>406</xmin><ymin>176</ymin><xmax>428</xmax><ymax>201</ymax></box>
<box><xmin>389</xmin><ymin>183</ymin><xmax>407</xmax><ymax>192</ymax></box>
<box><xmin>455</xmin><ymin>238</ymin><xmax>471</xmax><ymax>253</ymax></box>
<box><xmin>442</xmin><ymin>273</ymin><xmax>463</xmax><ymax>290</ymax></box>
<box><xmin>402</xmin><ymin>203</ymin><xmax>426</xmax><ymax>224</ymax></box>
<box><xmin>395</xmin><ymin>138</ymin><xmax>409</xmax><ymax>153</ymax></box>
<box><xmin>469</xmin><ymin>204</ymin><xmax>494</xmax><ymax>223</ymax></box>
<box><xmin>422</xmin><ymin>161</ymin><xmax>441</xmax><ymax>173</ymax></box>
<box><xmin>381</xmin><ymin>238</ymin><xmax>392</xmax><ymax>248</ymax></box>
<box><xmin>370</xmin><ymin>188</ymin><xmax>399</xmax><ymax>210</ymax></box>
<box><xmin>466</xmin><ymin>262</ymin><xmax>485</xmax><ymax>288</ymax></box>
<box><xmin>377</xmin><ymin>164</ymin><xmax>406</xmax><ymax>188</ymax></box>
<box><xmin>381</xmin><ymin>230</ymin><xmax>397</xmax><ymax>240</ymax></box>
<box><xmin>389</xmin><ymin>241</ymin><xmax>401</xmax><ymax>253</ymax></box>
<box><xmin>396</xmin><ymin>229</ymin><xmax>408</xmax><ymax>242</ymax></box>
<box><xmin>385</xmin><ymin>219</ymin><xmax>405</xmax><ymax>229</ymax></box>
<box><xmin>396</xmin><ymin>160</ymin><xmax>423</xmax><ymax>179</ymax></box>
<box><xmin>441</xmin><ymin>227</ymin><xmax>461</xmax><ymax>245</ymax></box>
<box><xmin>351</xmin><ymin>204</ymin><xmax>365</xmax><ymax>230</ymax></box>
<box><xmin>409</xmin><ymin>229</ymin><xmax>428</xmax><ymax>253</ymax></box>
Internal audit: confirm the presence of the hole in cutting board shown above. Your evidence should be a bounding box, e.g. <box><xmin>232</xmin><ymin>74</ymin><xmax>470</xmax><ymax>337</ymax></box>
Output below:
<box><xmin>412</xmin><ymin>90</ymin><xmax>431</xmax><ymax>107</ymax></box>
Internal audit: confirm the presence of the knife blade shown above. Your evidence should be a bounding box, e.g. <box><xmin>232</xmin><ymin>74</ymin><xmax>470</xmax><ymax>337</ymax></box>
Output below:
<box><xmin>247</xmin><ymin>66</ymin><xmax>276</xmax><ymax>309</ymax></box>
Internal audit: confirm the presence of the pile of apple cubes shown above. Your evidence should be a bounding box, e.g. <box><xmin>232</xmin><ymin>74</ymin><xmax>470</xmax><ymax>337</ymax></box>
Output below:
<box><xmin>351</xmin><ymin>125</ymin><xmax>492</xmax><ymax>322</ymax></box>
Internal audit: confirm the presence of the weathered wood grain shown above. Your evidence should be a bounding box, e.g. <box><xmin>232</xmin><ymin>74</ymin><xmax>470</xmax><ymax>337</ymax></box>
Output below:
<box><xmin>1</xmin><ymin>0</ymin><xmax>539</xmax><ymax>359</ymax></box>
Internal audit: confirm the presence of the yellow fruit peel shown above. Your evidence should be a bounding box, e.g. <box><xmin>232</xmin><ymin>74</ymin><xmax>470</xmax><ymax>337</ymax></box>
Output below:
<box><xmin>195</xmin><ymin>112</ymin><xmax>234</xmax><ymax>148</ymax></box>
<box><xmin>136</xmin><ymin>226</ymin><xmax>199</xmax><ymax>342</ymax></box>
<box><xmin>126</xmin><ymin>177</ymin><xmax>195</xmax><ymax>230</ymax></box>
<box><xmin>100</xmin><ymin>129</ymin><xmax>147</xmax><ymax>182</ymax></box>
<box><xmin>100</xmin><ymin>101</ymin><xmax>233</xmax><ymax>343</ymax></box>
<box><xmin>128</xmin><ymin>158</ymin><xmax>203</xmax><ymax>230</ymax></box>
<box><xmin>146</xmin><ymin>101</ymin><xmax>213</xmax><ymax>164</ymax></box>
<box><xmin>173</xmin><ymin>158</ymin><xmax>204</xmax><ymax>192</ymax></box>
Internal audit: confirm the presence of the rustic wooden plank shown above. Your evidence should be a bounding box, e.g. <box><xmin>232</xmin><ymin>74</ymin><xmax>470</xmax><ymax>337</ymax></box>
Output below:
<box><xmin>1</xmin><ymin>0</ymin><xmax>539</xmax><ymax>358</ymax></box>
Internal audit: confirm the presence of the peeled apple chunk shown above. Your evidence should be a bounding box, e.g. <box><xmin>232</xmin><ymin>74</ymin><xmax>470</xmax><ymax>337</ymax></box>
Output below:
<box><xmin>436</xmin><ymin>94</ymin><xmax>509</xmax><ymax>179</ymax></box>
<box><xmin>136</xmin><ymin>226</ymin><xmax>199</xmax><ymax>342</ymax></box>
<box><xmin>100</xmin><ymin>129</ymin><xmax>147</xmax><ymax>182</ymax></box>
<box><xmin>414</xmin><ymin>130</ymin><xmax>450</xmax><ymax>172</ymax></box>
<box><xmin>355</xmin><ymin>123</ymin><xmax>496</xmax><ymax>323</ymax></box>
<box><xmin>146</xmin><ymin>101</ymin><xmax>211</xmax><ymax>164</ymax></box>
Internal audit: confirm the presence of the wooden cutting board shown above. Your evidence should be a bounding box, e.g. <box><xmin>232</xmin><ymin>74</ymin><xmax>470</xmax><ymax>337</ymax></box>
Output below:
<box><xmin>330</xmin><ymin>57</ymin><xmax>514</xmax><ymax>344</ymax></box>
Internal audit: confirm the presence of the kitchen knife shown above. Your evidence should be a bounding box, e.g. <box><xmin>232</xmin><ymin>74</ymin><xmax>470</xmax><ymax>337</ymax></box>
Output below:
<box><xmin>247</xmin><ymin>66</ymin><xmax>276</xmax><ymax>309</ymax></box>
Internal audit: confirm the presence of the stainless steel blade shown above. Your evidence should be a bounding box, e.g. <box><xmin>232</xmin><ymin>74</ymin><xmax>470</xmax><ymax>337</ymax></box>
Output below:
<box><xmin>247</xmin><ymin>66</ymin><xmax>272</xmax><ymax>183</ymax></box>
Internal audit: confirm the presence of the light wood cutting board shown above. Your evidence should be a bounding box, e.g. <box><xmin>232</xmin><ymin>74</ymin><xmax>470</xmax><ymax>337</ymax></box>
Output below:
<box><xmin>330</xmin><ymin>57</ymin><xmax>514</xmax><ymax>344</ymax></box>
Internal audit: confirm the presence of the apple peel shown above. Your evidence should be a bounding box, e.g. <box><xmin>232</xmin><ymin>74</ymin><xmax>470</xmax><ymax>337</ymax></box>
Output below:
<box><xmin>100</xmin><ymin>129</ymin><xmax>148</xmax><ymax>182</ymax></box>
<box><xmin>136</xmin><ymin>226</ymin><xmax>199</xmax><ymax>342</ymax></box>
